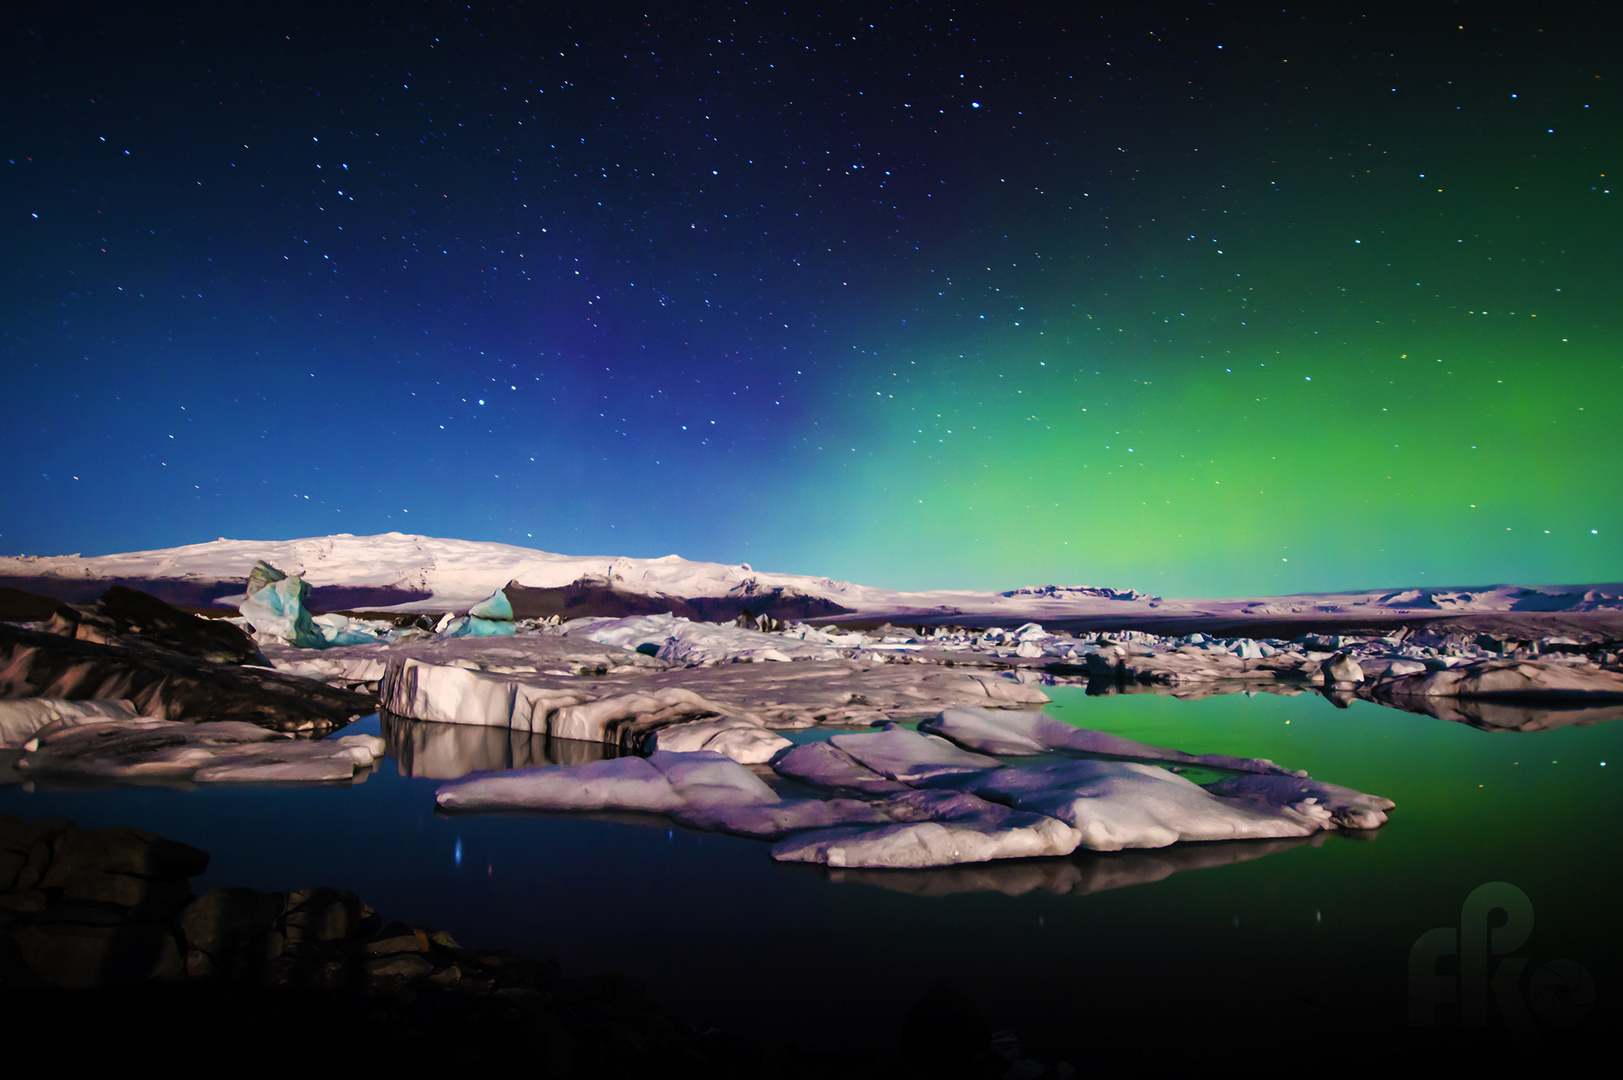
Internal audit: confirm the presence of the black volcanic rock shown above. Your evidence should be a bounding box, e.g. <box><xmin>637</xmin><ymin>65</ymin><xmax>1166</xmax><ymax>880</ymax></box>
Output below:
<box><xmin>0</xmin><ymin>624</ymin><xmax>374</xmax><ymax>734</ymax></box>
<box><xmin>43</xmin><ymin>586</ymin><xmax>264</xmax><ymax>665</ymax></box>
<box><xmin>0</xmin><ymin>587</ymin><xmax>62</xmax><ymax>623</ymax></box>
<box><xmin>0</xmin><ymin>816</ymin><xmax>772</xmax><ymax>1076</ymax></box>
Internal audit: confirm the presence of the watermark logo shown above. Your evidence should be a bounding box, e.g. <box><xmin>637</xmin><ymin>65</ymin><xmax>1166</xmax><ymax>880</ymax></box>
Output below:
<box><xmin>1409</xmin><ymin>882</ymin><xmax>1595</xmax><ymax>1045</ymax></box>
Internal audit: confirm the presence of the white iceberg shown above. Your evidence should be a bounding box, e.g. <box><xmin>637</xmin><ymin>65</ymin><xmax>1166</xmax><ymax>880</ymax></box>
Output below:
<box><xmin>14</xmin><ymin>717</ymin><xmax>385</xmax><ymax>783</ymax></box>
<box><xmin>827</xmin><ymin>726</ymin><xmax>1001</xmax><ymax>783</ymax></box>
<box><xmin>951</xmin><ymin>759</ymin><xmax>1328</xmax><ymax>851</ymax></box>
<box><xmin>919</xmin><ymin>706</ymin><xmax>1289</xmax><ymax>774</ymax></box>
<box><xmin>0</xmin><ymin>698</ymin><xmax>142</xmax><ymax>749</ymax></box>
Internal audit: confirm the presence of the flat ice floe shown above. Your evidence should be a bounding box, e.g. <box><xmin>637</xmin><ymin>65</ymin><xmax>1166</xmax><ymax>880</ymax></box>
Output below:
<box><xmin>948</xmin><ymin>759</ymin><xmax>1328</xmax><ymax>850</ymax></box>
<box><xmin>918</xmin><ymin>706</ymin><xmax>1289</xmax><ymax>774</ymax></box>
<box><xmin>1</xmin><ymin>698</ymin><xmax>142</xmax><ymax>749</ymax></box>
<box><xmin>13</xmin><ymin>716</ymin><xmax>386</xmax><ymax>783</ymax></box>
<box><xmin>434</xmin><ymin>710</ymin><xmax>1392</xmax><ymax>868</ymax></box>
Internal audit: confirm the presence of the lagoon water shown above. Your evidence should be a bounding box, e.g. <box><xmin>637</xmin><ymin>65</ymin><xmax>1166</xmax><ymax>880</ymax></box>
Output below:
<box><xmin>4</xmin><ymin>686</ymin><xmax>1617</xmax><ymax>1060</ymax></box>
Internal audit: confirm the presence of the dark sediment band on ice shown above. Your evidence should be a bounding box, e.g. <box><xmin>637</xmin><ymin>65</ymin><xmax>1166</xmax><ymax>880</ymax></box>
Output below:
<box><xmin>0</xmin><ymin>623</ymin><xmax>375</xmax><ymax>734</ymax></box>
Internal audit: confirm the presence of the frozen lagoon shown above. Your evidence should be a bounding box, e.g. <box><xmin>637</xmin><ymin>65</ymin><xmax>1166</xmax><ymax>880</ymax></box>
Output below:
<box><xmin>2</xmin><ymin>682</ymin><xmax>1615</xmax><ymax>1063</ymax></box>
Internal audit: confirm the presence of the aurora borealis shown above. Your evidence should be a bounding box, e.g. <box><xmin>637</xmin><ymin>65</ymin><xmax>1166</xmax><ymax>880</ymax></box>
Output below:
<box><xmin>3</xmin><ymin>1</ymin><xmax>1618</xmax><ymax>597</ymax></box>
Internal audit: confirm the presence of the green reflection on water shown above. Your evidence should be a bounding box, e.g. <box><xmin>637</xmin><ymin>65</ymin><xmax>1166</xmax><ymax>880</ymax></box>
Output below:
<box><xmin>1039</xmin><ymin>685</ymin><xmax>1622</xmax><ymax>1017</ymax></box>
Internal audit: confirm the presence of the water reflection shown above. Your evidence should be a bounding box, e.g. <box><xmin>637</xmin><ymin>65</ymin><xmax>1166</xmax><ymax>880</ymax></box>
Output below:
<box><xmin>1364</xmin><ymin>696</ymin><xmax>1623</xmax><ymax>733</ymax></box>
<box><xmin>1069</xmin><ymin>675</ymin><xmax>1623</xmax><ymax>732</ymax></box>
<box><xmin>827</xmin><ymin>832</ymin><xmax>1324</xmax><ymax>898</ymax></box>
<box><xmin>381</xmin><ymin>710</ymin><xmax>624</xmax><ymax>778</ymax></box>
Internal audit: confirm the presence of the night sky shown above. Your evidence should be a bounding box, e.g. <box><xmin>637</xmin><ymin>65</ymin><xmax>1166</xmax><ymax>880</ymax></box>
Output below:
<box><xmin>4</xmin><ymin>1</ymin><xmax>1618</xmax><ymax>597</ymax></box>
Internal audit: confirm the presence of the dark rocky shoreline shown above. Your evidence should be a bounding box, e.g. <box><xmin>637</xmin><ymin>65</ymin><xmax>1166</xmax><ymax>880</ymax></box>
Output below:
<box><xmin>1</xmin><ymin>815</ymin><xmax>1081</xmax><ymax>1077</ymax></box>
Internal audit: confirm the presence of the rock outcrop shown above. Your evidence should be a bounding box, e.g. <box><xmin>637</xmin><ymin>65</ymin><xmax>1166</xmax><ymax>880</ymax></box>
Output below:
<box><xmin>0</xmin><ymin>816</ymin><xmax>751</xmax><ymax>1074</ymax></box>
<box><xmin>42</xmin><ymin>585</ymin><xmax>264</xmax><ymax>665</ymax></box>
<box><xmin>0</xmin><ymin>623</ymin><xmax>375</xmax><ymax>734</ymax></box>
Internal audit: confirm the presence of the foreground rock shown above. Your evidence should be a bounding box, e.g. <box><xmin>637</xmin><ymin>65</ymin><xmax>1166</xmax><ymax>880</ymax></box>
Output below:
<box><xmin>435</xmin><ymin>712</ymin><xmax>1393</xmax><ymax>868</ymax></box>
<box><xmin>0</xmin><ymin>624</ymin><xmax>376</xmax><ymax>734</ymax></box>
<box><xmin>0</xmin><ymin>816</ymin><xmax>770</xmax><ymax>1076</ymax></box>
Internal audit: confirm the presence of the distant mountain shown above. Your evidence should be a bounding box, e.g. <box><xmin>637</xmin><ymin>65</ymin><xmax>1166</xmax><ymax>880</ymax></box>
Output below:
<box><xmin>2</xmin><ymin>532</ymin><xmax>1617</xmax><ymax>622</ymax></box>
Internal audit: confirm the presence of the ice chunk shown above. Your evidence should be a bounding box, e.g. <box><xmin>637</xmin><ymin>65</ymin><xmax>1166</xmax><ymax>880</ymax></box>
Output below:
<box><xmin>386</xmin><ymin>657</ymin><xmax>533</xmax><ymax>728</ymax></box>
<box><xmin>15</xmin><ymin>717</ymin><xmax>383</xmax><ymax>782</ymax></box>
<box><xmin>0</xmin><ymin>699</ymin><xmax>141</xmax><ymax>749</ymax></box>
<box><xmin>549</xmin><ymin>687</ymin><xmax>727</xmax><ymax>743</ymax></box>
<box><xmin>829</xmin><ymin>726</ymin><xmax>1001</xmax><ymax>783</ymax></box>
<box><xmin>954</xmin><ymin>760</ymin><xmax>1327</xmax><ymax>851</ymax></box>
<box><xmin>920</xmin><ymin>707</ymin><xmax>1289</xmax><ymax>775</ymax></box>
<box><xmin>269</xmin><ymin>651</ymin><xmax>390</xmax><ymax>687</ymax></box>
<box><xmin>309</xmin><ymin>612</ymin><xmax>384</xmax><ymax>647</ymax></box>
<box><xmin>239</xmin><ymin>561</ymin><xmax>323</xmax><ymax>648</ymax></box>
<box><xmin>1376</xmin><ymin>658</ymin><xmax>1623</xmax><ymax>700</ymax></box>
<box><xmin>648</xmin><ymin>749</ymin><xmax>780</xmax><ymax>807</ymax></box>
<box><xmin>437</xmin><ymin>615</ymin><xmax>518</xmax><ymax>638</ymax></box>
<box><xmin>468</xmin><ymin>587</ymin><xmax>514</xmax><ymax>621</ymax></box>
<box><xmin>1201</xmin><ymin>773</ymin><xmax>1395</xmax><ymax>830</ymax></box>
<box><xmin>770</xmin><ymin>741</ymin><xmax>911</xmax><ymax>794</ymax></box>
<box><xmin>564</xmin><ymin>612</ymin><xmax>836</xmax><ymax>665</ymax></box>
<box><xmin>643</xmin><ymin>717</ymin><xmax>792</xmax><ymax>764</ymax></box>
<box><xmin>960</xmin><ymin>672</ymin><xmax>1051</xmax><ymax>704</ymax></box>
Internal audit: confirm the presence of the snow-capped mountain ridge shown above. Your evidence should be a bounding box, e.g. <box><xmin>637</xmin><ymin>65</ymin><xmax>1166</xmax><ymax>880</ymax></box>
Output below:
<box><xmin>0</xmin><ymin>533</ymin><xmax>883</xmax><ymax>612</ymax></box>
<box><xmin>2</xmin><ymin>532</ymin><xmax>1617</xmax><ymax>618</ymax></box>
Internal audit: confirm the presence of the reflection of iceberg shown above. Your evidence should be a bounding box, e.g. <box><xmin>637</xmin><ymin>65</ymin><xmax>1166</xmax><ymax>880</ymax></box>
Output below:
<box><xmin>381</xmin><ymin>710</ymin><xmax>622</xmax><ymax>778</ymax></box>
<box><xmin>826</xmin><ymin>833</ymin><xmax>1321</xmax><ymax>898</ymax></box>
<box><xmin>1369</xmin><ymin>695</ymin><xmax>1623</xmax><ymax>733</ymax></box>
<box><xmin>1085</xmin><ymin>674</ymin><xmax>1623</xmax><ymax>733</ymax></box>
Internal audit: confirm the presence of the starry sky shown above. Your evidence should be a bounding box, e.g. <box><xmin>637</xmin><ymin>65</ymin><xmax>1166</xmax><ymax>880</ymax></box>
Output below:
<box><xmin>3</xmin><ymin>1</ymin><xmax>1618</xmax><ymax>597</ymax></box>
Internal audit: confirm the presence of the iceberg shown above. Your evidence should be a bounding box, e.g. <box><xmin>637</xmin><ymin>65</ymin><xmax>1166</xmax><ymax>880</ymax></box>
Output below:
<box><xmin>238</xmin><ymin>560</ymin><xmax>386</xmax><ymax>648</ymax></box>
<box><xmin>15</xmin><ymin>717</ymin><xmax>385</xmax><ymax>783</ymax></box>
<box><xmin>239</xmin><ymin>561</ymin><xmax>324</xmax><ymax>648</ymax></box>
<box><xmin>433</xmin><ymin>710</ymin><xmax>1395</xmax><ymax>868</ymax></box>
<box><xmin>468</xmin><ymin>588</ymin><xmax>515</xmax><ymax>621</ymax></box>
<box><xmin>436</xmin><ymin>615</ymin><xmax>518</xmax><ymax>639</ymax></box>
<box><xmin>563</xmin><ymin>612</ymin><xmax>836</xmax><ymax>665</ymax></box>
<box><xmin>950</xmin><ymin>759</ymin><xmax>1328</xmax><ymax>851</ymax></box>
<box><xmin>0</xmin><ymin>698</ymin><xmax>142</xmax><ymax>749</ymax></box>
<box><xmin>919</xmin><ymin>706</ymin><xmax>1291</xmax><ymax>775</ymax></box>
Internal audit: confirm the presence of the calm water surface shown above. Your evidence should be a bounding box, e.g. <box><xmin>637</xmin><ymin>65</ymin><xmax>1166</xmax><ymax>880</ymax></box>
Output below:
<box><xmin>4</xmin><ymin>687</ymin><xmax>1617</xmax><ymax>1060</ymax></box>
